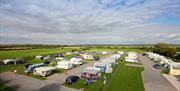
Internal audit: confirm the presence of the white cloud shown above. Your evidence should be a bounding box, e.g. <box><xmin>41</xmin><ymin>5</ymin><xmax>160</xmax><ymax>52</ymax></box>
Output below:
<box><xmin>0</xmin><ymin>0</ymin><xmax>180</xmax><ymax>44</ymax></box>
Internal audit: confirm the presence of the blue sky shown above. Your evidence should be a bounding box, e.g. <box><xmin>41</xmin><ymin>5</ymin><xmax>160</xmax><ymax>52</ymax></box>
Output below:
<box><xmin>0</xmin><ymin>0</ymin><xmax>180</xmax><ymax>44</ymax></box>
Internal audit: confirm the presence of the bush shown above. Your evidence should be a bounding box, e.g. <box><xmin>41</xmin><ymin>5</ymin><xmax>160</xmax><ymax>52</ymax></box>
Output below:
<box><xmin>161</xmin><ymin>68</ymin><xmax>170</xmax><ymax>74</ymax></box>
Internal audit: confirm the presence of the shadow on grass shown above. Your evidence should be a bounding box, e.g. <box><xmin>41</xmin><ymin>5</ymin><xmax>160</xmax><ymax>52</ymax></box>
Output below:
<box><xmin>38</xmin><ymin>83</ymin><xmax>61</xmax><ymax>91</ymax></box>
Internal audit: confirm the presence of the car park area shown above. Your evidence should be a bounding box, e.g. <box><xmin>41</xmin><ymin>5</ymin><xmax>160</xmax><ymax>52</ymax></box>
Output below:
<box><xmin>138</xmin><ymin>54</ymin><xmax>177</xmax><ymax>91</ymax></box>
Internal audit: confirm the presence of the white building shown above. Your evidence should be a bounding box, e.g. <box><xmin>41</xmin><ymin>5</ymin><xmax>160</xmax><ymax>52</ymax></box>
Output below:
<box><xmin>33</xmin><ymin>66</ymin><xmax>57</xmax><ymax>77</ymax></box>
<box><xmin>70</xmin><ymin>57</ymin><xmax>83</xmax><ymax>65</ymax></box>
<box><xmin>56</xmin><ymin>61</ymin><xmax>73</xmax><ymax>69</ymax></box>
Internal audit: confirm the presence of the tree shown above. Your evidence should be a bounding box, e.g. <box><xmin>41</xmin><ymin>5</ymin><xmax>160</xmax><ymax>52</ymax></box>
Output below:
<box><xmin>166</xmin><ymin>48</ymin><xmax>176</xmax><ymax>57</ymax></box>
<box><xmin>153</xmin><ymin>43</ymin><xmax>176</xmax><ymax>58</ymax></box>
<box><xmin>174</xmin><ymin>53</ymin><xmax>180</xmax><ymax>60</ymax></box>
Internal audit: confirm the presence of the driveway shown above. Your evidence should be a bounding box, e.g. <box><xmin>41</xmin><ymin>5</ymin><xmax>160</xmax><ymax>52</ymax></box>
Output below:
<box><xmin>138</xmin><ymin>54</ymin><xmax>177</xmax><ymax>91</ymax></box>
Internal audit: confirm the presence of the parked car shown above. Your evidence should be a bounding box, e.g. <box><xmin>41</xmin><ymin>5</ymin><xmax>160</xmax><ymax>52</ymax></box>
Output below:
<box><xmin>66</xmin><ymin>75</ymin><xmax>80</xmax><ymax>84</ymax></box>
<box><xmin>153</xmin><ymin>64</ymin><xmax>161</xmax><ymax>69</ymax></box>
<box><xmin>15</xmin><ymin>58</ymin><xmax>26</xmax><ymax>64</ymax></box>
<box><xmin>25</xmin><ymin>63</ymin><xmax>45</xmax><ymax>73</ymax></box>
<box><xmin>24</xmin><ymin>64</ymin><xmax>32</xmax><ymax>69</ymax></box>
<box><xmin>43</xmin><ymin>61</ymin><xmax>50</xmax><ymax>64</ymax></box>
<box><xmin>94</xmin><ymin>56</ymin><xmax>100</xmax><ymax>61</ymax></box>
<box><xmin>0</xmin><ymin>61</ymin><xmax>4</xmax><ymax>65</ymax></box>
<box><xmin>142</xmin><ymin>53</ymin><xmax>146</xmax><ymax>56</ymax></box>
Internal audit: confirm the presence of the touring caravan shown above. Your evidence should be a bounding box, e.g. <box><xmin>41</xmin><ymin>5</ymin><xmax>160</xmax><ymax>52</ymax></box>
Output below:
<box><xmin>81</xmin><ymin>67</ymin><xmax>101</xmax><ymax>80</ymax></box>
<box><xmin>56</xmin><ymin>61</ymin><xmax>73</xmax><ymax>69</ymax></box>
<box><xmin>33</xmin><ymin>66</ymin><xmax>57</xmax><ymax>77</ymax></box>
<box><xmin>25</xmin><ymin>63</ymin><xmax>45</xmax><ymax>73</ymax></box>
<box><xmin>70</xmin><ymin>57</ymin><xmax>83</xmax><ymax>65</ymax></box>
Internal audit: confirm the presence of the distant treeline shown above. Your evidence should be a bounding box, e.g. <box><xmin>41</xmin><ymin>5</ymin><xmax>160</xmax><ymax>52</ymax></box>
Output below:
<box><xmin>0</xmin><ymin>44</ymin><xmax>179</xmax><ymax>50</ymax></box>
<box><xmin>0</xmin><ymin>43</ymin><xmax>180</xmax><ymax>62</ymax></box>
<box><xmin>142</xmin><ymin>43</ymin><xmax>180</xmax><ymax>62</ymax></box>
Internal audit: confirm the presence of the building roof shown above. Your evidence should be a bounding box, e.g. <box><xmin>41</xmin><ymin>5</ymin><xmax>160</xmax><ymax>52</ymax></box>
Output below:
<box><xmin>82</xmin><ymin>67</ymin><xmax>100</xmax><ymax>74</ymax></box>
<box><xmin>94</xmin><ymin>62</ymin><xmax>107</xmax><ymax>67</ymax></box>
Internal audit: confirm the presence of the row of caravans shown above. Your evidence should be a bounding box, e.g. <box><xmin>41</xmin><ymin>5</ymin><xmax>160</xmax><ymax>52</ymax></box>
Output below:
<box><xmin>31</xmin><ymin>51</ymin><xmax>98</xmax><ymax>77</ymax></box>
<box><xmin>24</xmin><ymin>62</ymin><xmax>57</xmax><ymax>77</ymax></box>
<box><xmin>125</xmin><ymin>52</ymin><xmax>138</xmax><ymax>62</ymax></box>
<box><xmin>81</xmin><ymin>54</ymin><xmax>121</xmax><ymax>80</ymax></box>
<box><xmin>31</xmin><ymin>53</ymin><xmax>95</xmax><ymax>76</ymax></box>
<box><xmin>146</xmin><ymin>52</ymin><xmax>173</xmax><ymax>64</ymax></box>
<box><xmin>24</xmin><ymin>57</ymin><xmax>84</xmax><ymax>77</ymax></box>
<box><xmin>146</xmin><ymin>52</ymin><xmax>180</xmax><ymax>75</ymax></box>
<box><xmin>25</xmin><ymin>57</ymin><xmax>83</xmax><ymax>77</ymax></box>
<box><xmin>56</xmin><ymin>57</ymin><xmax>83</xmax><ymax>69</ymax></box>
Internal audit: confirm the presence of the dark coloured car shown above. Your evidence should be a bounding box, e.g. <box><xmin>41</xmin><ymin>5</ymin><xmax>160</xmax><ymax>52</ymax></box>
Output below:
<box><xmin>153</xmin><ymin>64</ymin><xmax>161</xmax><ymax>69</ymax></box>
<box><xmin>15</xmin><ymin>59</ymin><xmax>26</xmax><ymax>64</ymax></box>
<box><xmin>66</xmin><ymin>75</ymin><xmax>80</xmax><ymax>84</ymax></box>
<box><xmin>24</xmin><ymin>64</ymin><xmax>32</xmax><ymax>69</ymax></box>
<box><xmin>94</xmin><ymin>56</ymin><xmax>100</xmax><ymax>61</ymax></box>
<box><xmin>0</xmin><ymin>61</ymin><xmax>4</xmax><ymax>65</ymax></box>
<box><xmin>142</xmin><ymin>53</ymin><xmax>146</xmax><ymax>56</ymax></box>
<box><xmin>43</xmin><ymin>61</ymin><xmax>50</xmax><ymax>64</ymax></box>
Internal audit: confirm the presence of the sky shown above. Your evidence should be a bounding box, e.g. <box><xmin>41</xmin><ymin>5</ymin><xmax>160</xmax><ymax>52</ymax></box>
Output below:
<box><xmin>0</xmin><ymin>0</ymin><xmax>180</xmax><ymax>45</ymax></box>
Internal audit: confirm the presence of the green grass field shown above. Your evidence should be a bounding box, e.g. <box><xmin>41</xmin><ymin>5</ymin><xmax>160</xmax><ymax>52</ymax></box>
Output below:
<box><xmin>0</xmin><ymin>59</ymin><xmax>47</xmax><ymax>80</ymax></box>
<box><xmin>63</xmin><ymin>73</ymin><xmax>106</xmax><ymax>91</ymax></box>
<box><xmin>87</xmin><ymin>48</ymin><xmax>145</xmax><ymax>53</ymax></box>
<box><xmin>102</xmin><ymin>55</ymin><xmax>144</xmax><ymax>91</ymax></box>
<box><xmin>103</xmin><ymin>64</ymin><xmax>144</xmax><ymax>91</ymax></box>
<box><xmin>63</xmin><ymin>55</ymin><xmax>144</xmax><ymax>91</ymax></box>
<box><xmin>0</xmin><ymin>48</ymin><xmax>74</xmax><ymax>59</ymax></box>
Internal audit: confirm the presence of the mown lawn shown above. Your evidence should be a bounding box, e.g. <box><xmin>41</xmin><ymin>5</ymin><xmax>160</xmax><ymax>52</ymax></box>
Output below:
<box><xmin>0</xmin><ymin>84</ymin><xmax>16</xmax><ymax>91</ymax></box>
<box><xmin>103</xmin><ymin>63</ymin><xmax>144</xmax><ymax>91</ymax></box>
<box><xmin>63</xmin><ymin>74</ymin><xmax>106</xmax><ymax>91</ymax></box>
